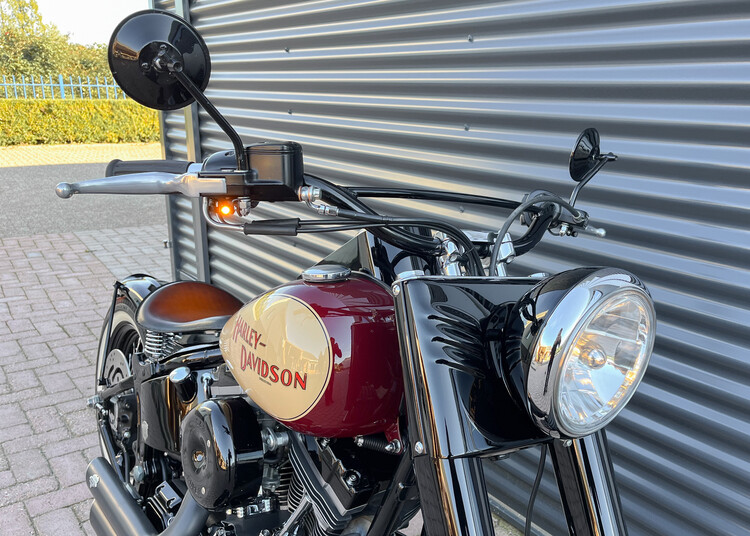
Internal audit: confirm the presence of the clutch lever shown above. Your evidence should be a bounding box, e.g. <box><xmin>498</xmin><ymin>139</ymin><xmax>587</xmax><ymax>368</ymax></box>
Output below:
<box><xmin>55</xmin><ymin>172</ymin><xmax>227</xmax><ymax>199</ymax></box>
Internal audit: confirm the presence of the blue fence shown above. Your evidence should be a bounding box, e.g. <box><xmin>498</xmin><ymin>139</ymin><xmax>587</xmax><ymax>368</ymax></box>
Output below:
<box><xmin>0</xmin><ymin>74</ymin><xmax>125</xmax><ymax>99</ymax></box>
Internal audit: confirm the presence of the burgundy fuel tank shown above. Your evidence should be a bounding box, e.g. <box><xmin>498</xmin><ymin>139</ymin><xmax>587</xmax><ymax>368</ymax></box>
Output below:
<box><xmin>219</xmin><ymin>269</ymin><xmax>403</xmax><ymax>438</ymax></box>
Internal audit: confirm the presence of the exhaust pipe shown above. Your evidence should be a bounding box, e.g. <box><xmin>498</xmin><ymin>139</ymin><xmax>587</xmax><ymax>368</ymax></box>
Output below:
<box><xmin>86</xmin><ymin>457</ymin><xmax>209</xmax><ymax>536</ymax></box>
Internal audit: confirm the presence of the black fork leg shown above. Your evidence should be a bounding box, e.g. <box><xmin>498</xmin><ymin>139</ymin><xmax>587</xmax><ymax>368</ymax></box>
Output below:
<box><xmin>549</xmin><ymin>430</ymin><xmax>628</xmax><ymax>536</ymax></box>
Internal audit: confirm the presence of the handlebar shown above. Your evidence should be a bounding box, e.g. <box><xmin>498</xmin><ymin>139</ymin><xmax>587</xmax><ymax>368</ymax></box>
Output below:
<box><xmin>105</xmin><ymin>159</ymin><xmax>192</xmax><ymax>177</ymax></box>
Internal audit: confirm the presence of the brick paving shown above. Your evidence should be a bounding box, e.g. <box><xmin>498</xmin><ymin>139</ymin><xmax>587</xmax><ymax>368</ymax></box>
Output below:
<box><xmin>0</xmin><ymin>225</ymin><xmax>170</xmax><ymax>535</ymax></box>
<box><xmin>0</xmin><ymin>143</ymin><xmax>161</xmax><ymax>168</ymax></box>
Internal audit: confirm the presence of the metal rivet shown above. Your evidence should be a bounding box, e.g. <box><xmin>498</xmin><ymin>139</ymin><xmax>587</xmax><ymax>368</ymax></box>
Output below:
<box><xmin>467</xmin><ymin>35</ymin><xmax>474</xmax><ymax>42</ymax></box>
<box><xmin>201</xmin><ymin>486</ymin><xmax>206</xmax><ymax>495</ymax></box>
<box><xmin>562</xmin><ymin>439</ymin><xmax>573</xmax><ymax>447</ymax></box>
<box><xmin>392</xmin><ymin>285</ymin><xmax>400</xmax><ymax>296</ymax></box>
<box><xmin>284</xmin><ymin>47</ymin><xmax>290</xmax><ymax>53</ymax></box>
<box><xmin>459</xmin><ymin>205</ymin><xmax>465</xmax><ymax>213</ymax></box>
<box><xmin>288</xmin><ymin>109</ymin><xmax>293</xmax><ymax>114</ymax></box>
<box><xmin>414</xmin><ymin>441</ymin><xmax>424</xmax><ymax>454</ymax></box>
<box><xmin>464</xmin><ymin>124</ymin><xmax>470</xmax><ymax>131</ymax></box>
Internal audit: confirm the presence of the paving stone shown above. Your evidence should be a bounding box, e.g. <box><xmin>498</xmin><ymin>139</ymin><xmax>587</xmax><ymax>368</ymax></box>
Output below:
<box><xmin>0</xmin><ymin>423</ymin><xmax>33</xmax><ymax>446</ymax></box>
<box><xmin>0</xmin><ymin>386</ymin><xmax>44</xmax><ymax>407</ymax></box>
<box><xmin>26</xmin><ymin>482</ymin><xmax>90</xmax><ymax>517</ymax></box>
<box><xmin>0</xmin><ymin>469</ymin><xmax>15</xmax><ymax>487</ymax></box>
<box><xmin>1</xmin><ymin>427</ymin><xmax>71</xmax><ymax>455</ymax></box>
<box><xmin>19</xmin><ymin>342</ymin><xmax>53</xmax><ymax>359</ymax></box>
<box><xmin>0</xmin><ymin>404</ymin><xmax>27</xmax><ymax>430</ymax></box>
<box><xmin>26</xmin><ymin>406</ymin><xmax>66</xmax><ymax>434</ymax></box>
<box><xmin>20</xmin><ymin>388</ymin><xmax>83</xmax><ymax>411</ymax></box>
<box><xmin>8</xmin><ymin>448</ymin><xmax>51</xmax><ymax>482</ymax></box>
<box><xmin>63</xmin><ymin>409</ymin><xmax>96</xmax><ymax>437</ymax></box>
<box><xmin>34</xmin><ymin>506</ymin><xmax>87</xmax><ymax>536</ymax></box>
<box><xmin>0</xmin><ymin>475</ymin><xmax>59</xmax><ymax>507</ymax></box>
<box><xmin>50</xmin><ymin>452</ymin><xmax>89</xmax><ymax>489</ymax></box>
<box><xmin>0</xmin><ymin>503</ymin><xmax>34</xmax><ymax>535</ymax></box>
<box><xmin>7</xmin><ymin>370</ymin><xmax>40</xmax><ymax>391</ymax></box>
<box><xmin>0</xmin><ymin>340</ymin><xmax>21</xmax><ymax>358</ymax></box>
<box><xmin>42</xmin><ymin>432</ymin><xmax>98</xmax><ymax>459</ymax></box>
<box><xmin>39</xmin><ymin>371</ymin><xmax>75</xmax><ymax>394</ymax></box>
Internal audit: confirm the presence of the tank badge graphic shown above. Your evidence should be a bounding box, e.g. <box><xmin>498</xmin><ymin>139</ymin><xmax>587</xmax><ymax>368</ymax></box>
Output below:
<box><xmin>232</xmin><ymin>317</ymin><xmax>308</xmax><ymax>390</ymax></box>
<box><xmin>220</xmin><ymin>292</ymin><xmax>332</xmax><ymax>421</ymax></box>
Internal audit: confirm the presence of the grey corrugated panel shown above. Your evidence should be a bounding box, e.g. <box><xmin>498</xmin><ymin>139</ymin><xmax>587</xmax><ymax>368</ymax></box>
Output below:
<box><xmin>161</xmin><ymin>111</ymin><xmax>189</xmax><ymax>161</ymax></box>
<box><xmin>162</xmin><ymin>0</ymin><xmax>750</xmax><ymax>534</ymax></box>
<box><xmin>168</xmin><ymin>195</ymin><xmax>198</xmax><ymax>281</ymax></box>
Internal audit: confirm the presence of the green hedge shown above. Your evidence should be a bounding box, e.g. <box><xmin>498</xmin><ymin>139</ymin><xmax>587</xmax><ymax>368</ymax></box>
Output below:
<box><xmin>0</xmin><ymin>99</ymin><xmax>159</xmax><ymax>145</ymax></box>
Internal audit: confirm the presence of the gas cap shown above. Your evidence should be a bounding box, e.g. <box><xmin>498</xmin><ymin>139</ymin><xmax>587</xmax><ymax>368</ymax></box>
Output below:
<box><xmin>301</xmin><ymin>264</ymin><xmax>351</xmax><ymax>283</ymax></box>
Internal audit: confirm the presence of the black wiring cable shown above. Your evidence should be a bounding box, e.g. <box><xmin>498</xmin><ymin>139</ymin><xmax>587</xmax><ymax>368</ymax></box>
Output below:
<box><xmin>525</xmin><ymin>443</ymin><xmax>549</xmax><ymax>536</ymax></box>
<box><xmin>489</xmin><ymin>194</ymin><xmax>583</xmax><ymax>276</ymax></box>
<box><xmin>304</xmin><ymin>175</ymin><xmax>442</xmax><ymax>254</ymax></box>
<box><xmin>304</xmin><ymin>174</ymin><xmax>485</xmax><ymax>275</ymax></box>
<box><xmin>334</xmin><ymin>208</ymin><xmax>485</xmax><ymax>276</ymax></box>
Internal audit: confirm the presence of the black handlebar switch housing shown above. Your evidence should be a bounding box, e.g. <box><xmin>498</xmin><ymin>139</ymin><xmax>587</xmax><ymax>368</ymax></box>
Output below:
<box><xmin>200</xmin><ymin>141</ymin><xmax>304</xmax><ymax>202</ymax></box>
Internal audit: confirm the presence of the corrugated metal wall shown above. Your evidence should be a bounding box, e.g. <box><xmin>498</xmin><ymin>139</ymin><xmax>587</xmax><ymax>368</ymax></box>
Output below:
<box><xmin>154</xmin><ymin>1</ymin><xmax>750</xmax><ymax>534</ymax></box>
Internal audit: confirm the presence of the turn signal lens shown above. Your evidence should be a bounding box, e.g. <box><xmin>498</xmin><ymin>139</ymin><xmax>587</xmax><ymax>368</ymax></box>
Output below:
<box><xmin>217</xmin><ymin>202</ymin><xmax>233</xmax><ymax>216</ymax></box>
<box><xmin>555</xmin><ymin>290</ymin><xmax>654</xmax><ymax>437</ymax></box>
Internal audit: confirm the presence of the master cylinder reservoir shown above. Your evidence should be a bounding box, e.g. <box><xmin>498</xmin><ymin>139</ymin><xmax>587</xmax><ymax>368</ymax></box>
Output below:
<box><xmin>219</xmin><ymin>266</ymin><xmax>403</xmax><ymax>438</ymax></box>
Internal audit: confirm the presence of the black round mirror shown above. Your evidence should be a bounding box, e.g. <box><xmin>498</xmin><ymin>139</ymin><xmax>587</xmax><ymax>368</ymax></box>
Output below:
<box><xmin>569</xmin><ymin>128</ymin><xmax>601</xmax><ymax>182</ymax></box>
<box><xmin>108</xmin><ymin>9</ymin><xmax>210</xmax><ymax>111</ymax></box>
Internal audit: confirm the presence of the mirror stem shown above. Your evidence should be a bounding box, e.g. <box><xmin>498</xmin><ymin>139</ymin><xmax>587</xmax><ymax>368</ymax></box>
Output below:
<box><xmin>569</xmin><ymin>153</ymin><xmax>617</xmax><ymax>206</ymax></box>
<box><xmin>170</xmin><ymin>66</ymin><xmax>248</xmax><ymax>171</ymax></box>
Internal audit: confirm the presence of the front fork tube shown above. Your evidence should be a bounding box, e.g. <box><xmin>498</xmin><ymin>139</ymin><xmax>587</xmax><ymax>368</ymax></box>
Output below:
<box><xmin>550</xmin><ymin>430</ymin><xmax>629</xmax><ymax>536</ymax></box>
<box><xmin>413</xmin><ymin>455</ymin><xmax>495</xmax><ymax>535</ymax></box>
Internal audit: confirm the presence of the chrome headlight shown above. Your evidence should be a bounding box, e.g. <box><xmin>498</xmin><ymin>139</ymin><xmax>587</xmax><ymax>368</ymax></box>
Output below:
<box><xmin>520</xmin><ymin>268</ymin><xmax>655</xmax><ymax>438</ymax></box>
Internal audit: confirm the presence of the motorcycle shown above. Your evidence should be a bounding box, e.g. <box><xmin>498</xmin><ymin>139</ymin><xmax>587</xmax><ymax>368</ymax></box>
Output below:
<box><xmin>55</xmin><ymin>9</ymin><xmax>656</xmax><ymax>536</ymax></box>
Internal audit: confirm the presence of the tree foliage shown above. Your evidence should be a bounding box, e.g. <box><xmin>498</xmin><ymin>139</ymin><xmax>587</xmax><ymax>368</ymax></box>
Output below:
<box><xmin>0</xmin><ymin>0</ymin><xmax>110</xmax><ymax>78</ymax></box>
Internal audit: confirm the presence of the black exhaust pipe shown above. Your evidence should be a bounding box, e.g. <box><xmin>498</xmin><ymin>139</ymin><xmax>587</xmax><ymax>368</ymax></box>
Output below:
<box><xmin>86</xmin><ymin>457</ymin><xmax>209</xmax><ymax>536</ymax></box>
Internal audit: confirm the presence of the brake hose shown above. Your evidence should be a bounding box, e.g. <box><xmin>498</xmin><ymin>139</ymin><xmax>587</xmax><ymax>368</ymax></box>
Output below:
<box><xmin>489</xmin><ymin>195</ymin><xmax>583</xmax><ymax>276</ymax></box>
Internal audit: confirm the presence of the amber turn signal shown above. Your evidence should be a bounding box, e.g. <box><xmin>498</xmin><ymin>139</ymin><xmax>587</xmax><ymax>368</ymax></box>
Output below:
<box><xmin>217</xmin><ymin>201</ymin><xmax>234</xmax><ymax>216</ymax></box>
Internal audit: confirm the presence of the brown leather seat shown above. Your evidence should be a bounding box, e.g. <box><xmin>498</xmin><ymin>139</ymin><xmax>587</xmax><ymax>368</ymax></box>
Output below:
<box><xmin>136</xmin><ymin>281</ymin><xmax>243</xmax><ymax>333</ymax></box>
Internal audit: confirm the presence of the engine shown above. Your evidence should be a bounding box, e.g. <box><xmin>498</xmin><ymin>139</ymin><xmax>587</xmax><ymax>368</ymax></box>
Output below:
<box><xmin>170</xmin><ymin>394</ymin><xmax>408</xmax><ymax>536</ymax></box>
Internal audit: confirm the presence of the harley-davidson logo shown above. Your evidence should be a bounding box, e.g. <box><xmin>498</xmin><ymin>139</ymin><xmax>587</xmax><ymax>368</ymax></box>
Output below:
<box><xmin>219</xmin><ymin>292</ymin><xmax>332</xmax><ymax>421</ymax></box>
<box><xmin>238</xmin><ymin>344</ymin><xmax>308</xmax><ymax>390</ymax></box>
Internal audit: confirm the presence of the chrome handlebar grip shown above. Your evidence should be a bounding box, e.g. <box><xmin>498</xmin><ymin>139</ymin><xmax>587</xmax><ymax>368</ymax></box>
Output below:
<box><xmin>55</xmin><ymin>172</ymin><xmax>227</xmax><ymax>199</ymax></box>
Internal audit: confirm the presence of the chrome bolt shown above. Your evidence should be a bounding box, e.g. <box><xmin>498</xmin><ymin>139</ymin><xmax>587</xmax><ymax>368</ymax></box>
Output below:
<box><xmin>562</xmin><ymin>439</ymin><xmax>573</xmax><ymax>447</ymax></box>
<box><xmin>392</xmin><ymin>285</ymin><xmax>400</xmax><ymax>296</ymax></box>
<box><xmin>131</xmin><ymin>465</ymin><xmax>146</xmax><ymax>484</ymax></box>
<box><xmin>385</xmin><ymin>439</ymin><xmax>402</xmax><ymax>454</ymax></box>
<box><xmin>414</xmin><ymin>441</ymin><xmax>424</xmax><ymax>454</ymax></box>
<box><xmin>344</xmin><ymin>471</ymin><xmax>360</xmax><ymax>486</ymax></box>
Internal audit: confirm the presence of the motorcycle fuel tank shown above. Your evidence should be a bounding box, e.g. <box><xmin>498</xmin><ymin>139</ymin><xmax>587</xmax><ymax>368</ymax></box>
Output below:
<box><xmin>219</xmin><ymin>267</ymin><xmax>403</xmax><ymax>438</ymax></box>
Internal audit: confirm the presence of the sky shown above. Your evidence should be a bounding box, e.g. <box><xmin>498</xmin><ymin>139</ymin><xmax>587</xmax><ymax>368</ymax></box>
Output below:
<box><xmin>36</xmin><ymin>0</ymin><xmax>151</xmax><ymax>46</ymax></box>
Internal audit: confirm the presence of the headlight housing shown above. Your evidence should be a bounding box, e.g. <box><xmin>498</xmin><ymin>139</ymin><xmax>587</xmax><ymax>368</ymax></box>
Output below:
<box><xmin>517</xmin><ymin>268</ymin><xmax>655</xmax><ymax>438</ymax></box>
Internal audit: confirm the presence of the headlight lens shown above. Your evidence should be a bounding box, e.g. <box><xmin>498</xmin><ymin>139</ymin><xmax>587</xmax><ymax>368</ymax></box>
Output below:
<box><xmin>555</xmin><ymin>289</ymin><xmax>655</xmax><ymax>436</ymax></box>
<box><xmin>522</xmin><ymin>269</ymin><xmax>656</xmax><ymax>438</ymax></box>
